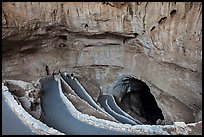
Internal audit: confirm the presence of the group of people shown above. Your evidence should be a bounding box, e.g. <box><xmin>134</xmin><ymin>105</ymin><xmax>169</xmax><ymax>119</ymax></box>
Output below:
<box><xmin>64</xmin><ymin>72</ymin><xmax>75</xmax><ymax>80</ymax></box>
<box><xmin>50</xmin><ymin>69</ymin><xmax>75</xmax><ymax>80</ymax></box>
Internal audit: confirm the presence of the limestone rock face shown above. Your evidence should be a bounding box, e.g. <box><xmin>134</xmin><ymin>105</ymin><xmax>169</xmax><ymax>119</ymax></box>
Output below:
<box><xmin>2</xmin><ymin>2</ymin><xmax>202</xmax><ymax>133</ymax></box>
<box><xmin>3</xmin><ymin>2</ymin><xmax>202</xmax><ymax>70</ymax></box>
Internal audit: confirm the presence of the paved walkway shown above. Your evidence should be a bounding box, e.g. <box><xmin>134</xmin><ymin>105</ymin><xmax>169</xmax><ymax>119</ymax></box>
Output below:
<box><xmin>98</xmin><ymin>94</ymin><xmax>143</xmax><ymax>125</ymax></box>
<box><xmin>2</xmin><ymin>95</ymin><xmax>36</xmax><ymax>135</ymax></box>
<box><xmin>41</xmin><ymin>77</ymin><xmax>136</xmax><ymax>135</ymax></box>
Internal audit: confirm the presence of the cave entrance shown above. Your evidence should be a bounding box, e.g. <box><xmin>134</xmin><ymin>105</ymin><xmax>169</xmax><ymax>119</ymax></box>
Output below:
<box><xmin>118</xmin><ymin>77</ymin><xmax>164</xmax><ymax>125</ymax></box>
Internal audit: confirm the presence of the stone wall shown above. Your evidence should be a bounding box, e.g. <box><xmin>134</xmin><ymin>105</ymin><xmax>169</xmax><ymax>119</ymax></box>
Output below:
<box><xmin>2</xmin><ymin>2</ymin><xmax>202</xmax><ymax>71</ymax></box>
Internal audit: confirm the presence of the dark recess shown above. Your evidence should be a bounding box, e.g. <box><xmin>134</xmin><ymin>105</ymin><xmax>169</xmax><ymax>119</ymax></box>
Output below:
<box><xmin>170</xmin><ymin>9</ymin><xmax>177</xmax><ymax>16</ymax></box>
<box><xmin>84</xmin><ymin>24</ymin><xmax>88</xmax><ymax>28</ymax></box>
<box><xmin>45</xmin><ymin>65</ymin><xmax>50</xmax><ymax>75</ymax></box>
<box><xmin>127</xmin><ymin>3</ymin><xmax>133</xmax><ymax>16</ymax></box>
<box><xmin>133</xmin><ymin>33</ymin><xmax>139</xmax><ymax>37</ymax></box>
<box><xmin>120</xmin><ymin>77</ymin><xmax>164</xmax><ymax>124</ymax></box>
<box><xmin>158</xmin><ymin>17</ymin><xmax>167</xmax><ymax>24</ymax></box>
<box><xmin>58</xmin><ymin>35</ymin><xmax>67</xmax><ymax>41</ymax></box>
<box><xmin>19</xmin><ymin>47</ymin><xmax>39</xmax><ymax>54</ymax></box>
<box><xmin>150</xmin><ymin>26</ymin><xmax>155</xmax><ymax>31</ymax></box>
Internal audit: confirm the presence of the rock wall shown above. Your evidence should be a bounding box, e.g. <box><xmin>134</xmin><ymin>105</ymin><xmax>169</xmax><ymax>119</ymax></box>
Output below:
<box><xmin>2</xmin><ymin>2</ymin><xmax>202</xmax><ymax>124</ymax></box>
<box><xmin>2</xmin><ymin>2</ymin><xmax>202</xmax><ymax>70</ymax></box>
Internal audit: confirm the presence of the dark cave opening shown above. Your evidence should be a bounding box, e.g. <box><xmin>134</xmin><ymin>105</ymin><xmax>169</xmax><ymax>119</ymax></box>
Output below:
<box><xmin>119</xmin><ymin>78</ymin><xmax>164</xmax><ymax>125</ymax></box>
<box><xmin>170</xmin><ymin>9</ymin><xmax>177</xmax><ymax>16</ymax></box>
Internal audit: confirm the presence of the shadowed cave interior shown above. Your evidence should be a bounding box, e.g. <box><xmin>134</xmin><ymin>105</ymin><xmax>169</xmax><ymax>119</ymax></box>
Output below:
<box><xmin>113</xmin><ymin>77</ymin><xmax>164</xmax><ymax>125</ymax></box>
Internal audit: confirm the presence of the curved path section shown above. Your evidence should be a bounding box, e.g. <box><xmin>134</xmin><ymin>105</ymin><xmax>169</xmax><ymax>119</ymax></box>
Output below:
<box><xmin>41</xmin><ymin>76</ymin><xmax>137</xmax><ymax>135</ymax></box>
<box><xmin>98</xmin><ymin>95</ymin><xmax>138</xmax><ymax>125</ymax></box>
<box><xmin>2</xmin><ymin>81</ymin><xmax>64</xmax><ymax>135</ymax></box>
<box><xmin>98</xmin><ymin>95</ymin><xmax>143</xmax><ymax>125</ymax></box>
<box><xmin>61</xmin><ymin>73</ymin><xmax>108</xmax><ymax>114</ymax></box>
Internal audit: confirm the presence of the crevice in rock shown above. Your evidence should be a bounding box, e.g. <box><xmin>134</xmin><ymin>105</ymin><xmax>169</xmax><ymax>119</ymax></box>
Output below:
<box><xmin>127</xmin><ymin>3</ymin><xmax>133</xmax><ymax>17</ymax></box>
<box><xmin>143</xmin><ymin>2</ymin><xmax>148</xmax><ymax>30</ymax></box>
<box><xmin>158</xmin><ymin>17</ymin><xmax>167</xmax><ymax>24</ymax></box>
<box><xmin>104</xmin><ymin>2</ymin><xmax>127</xmax><ymax>9</ymax></box>
<box><xmin>150</xmin><ymin>26</ymin><xmax>155</xmax><ymax>31</ymax></box>
<box><xmin>133</xmin><ymin>33</ymin><xmax>139</xmax><ymax>37</ymax></box>
<box><xmin>45</xmin><ymin>65</ymin><xmax>50</xmax><ymax>75</ymax></box>
<box><xmin>75</xmin><ymin>4</ymin><xmax>80</xmax><ymax>17</ymax></box>
<box><xmin>60</xmin><ymin>3</ymin><xmax>67</xmax><ymax>26</ymax></box>
<box><xmin>72</xmin><ymin>31</ymin><xmax>135</xmax><ymax>40</ymax></box>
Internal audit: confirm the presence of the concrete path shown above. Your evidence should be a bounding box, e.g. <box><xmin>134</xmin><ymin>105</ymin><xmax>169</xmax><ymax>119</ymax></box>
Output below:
<box><xmin>98</xmin><ymin>95</ymin><xmax>143</xmax><ymax>125</ymax></box>
<box><xmin>61</xmin><ymin>74</ymin><xmax>103</xmax><ymax>111</ymax></box>
<box><xmin>2</xmin><ymin>95</ymin><xmax>36</xmax><ymax>135</ymax></box>
<box><xmin>41</xmin><ymin>77</ymin><xmax>136</xmax><ymax>135</ymax></box>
